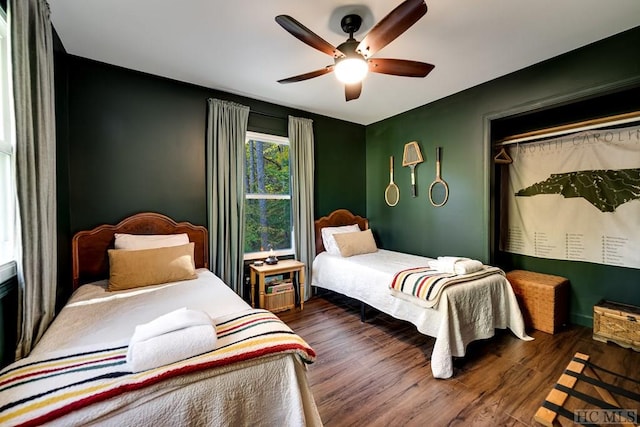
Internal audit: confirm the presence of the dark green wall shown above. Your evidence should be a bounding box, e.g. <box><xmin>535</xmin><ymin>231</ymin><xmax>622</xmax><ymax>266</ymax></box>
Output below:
<box><xmin>59</xmin><ymin>56</ymin><xmax>365</xmax><ymax>297</ymax></box>
<box><xmin>366</xmin><ymin>27</ymin><xmax>640</xmax><ymax>326</ymax></box>
<box><xmin>57</xmin><ymin>27</ymin><xmax>639</xmax><ymax>326</ymax></box>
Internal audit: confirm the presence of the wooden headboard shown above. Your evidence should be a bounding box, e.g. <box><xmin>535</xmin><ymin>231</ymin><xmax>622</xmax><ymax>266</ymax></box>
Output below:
<box><xmin>71</xmin><ymin>212</ymin><xmax>209</xmax><ymax>289</ymax></box>
<box><xmin>314</xmin><ymin>209</ymin><xmax>369</xmax><ymax>255</ymax></box>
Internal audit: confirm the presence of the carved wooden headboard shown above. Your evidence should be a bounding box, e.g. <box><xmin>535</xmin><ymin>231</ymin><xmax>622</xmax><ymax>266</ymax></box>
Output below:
<box><xmin>71</xmin><ymin>212</ymin><xmax>208</xmax><ymax>289</ymax></box>
<box><xmin>314</xmin><ymin>209</ymin><xmax>369</xmax><ymax>255</ymax></box>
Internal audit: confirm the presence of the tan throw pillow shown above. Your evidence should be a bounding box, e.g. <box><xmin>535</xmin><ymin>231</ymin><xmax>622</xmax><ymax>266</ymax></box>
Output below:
<box><xmin>320</xmin><ymin>224</ymin><xmax>360</xmax><ymax>255</ymax></box>
<box><xmin>108</xmin><ymin>243</ymin><xmax>197</xmax><ymax>291</ymax></box>
<box><xmin>332</xmin><ymin>229</ymin><xmax>378</xmax><ymax>257</ymax></box>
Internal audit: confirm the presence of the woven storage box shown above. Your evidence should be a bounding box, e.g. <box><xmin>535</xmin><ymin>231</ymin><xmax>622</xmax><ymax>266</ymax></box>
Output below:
<box><xmin>593</xmin><ymin>300</ymin><xmax>640</xmax><ymax>351</ymax></box>
<box><xmin>506</xmin><ymin>270</ymin><xmax>569</xmax><ymax>334</ymax></box>
<box><xmin>264</xmin><ymin>288</ymin><xmax>295</xmax><ymax>313</ymax></box>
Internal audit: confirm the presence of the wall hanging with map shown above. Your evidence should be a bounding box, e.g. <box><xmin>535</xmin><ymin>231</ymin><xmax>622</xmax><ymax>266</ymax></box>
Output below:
<box><xmin>499</xmin><ymin>123</ymin><xmax>640</xmax><ymax>269</ymax></box>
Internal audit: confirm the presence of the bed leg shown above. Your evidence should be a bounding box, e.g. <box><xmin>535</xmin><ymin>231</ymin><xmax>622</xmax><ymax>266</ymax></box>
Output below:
<box><xmin>360</xmin><ymin>303</ymin><xmax>366</xmax><ymax>322</ymax></box>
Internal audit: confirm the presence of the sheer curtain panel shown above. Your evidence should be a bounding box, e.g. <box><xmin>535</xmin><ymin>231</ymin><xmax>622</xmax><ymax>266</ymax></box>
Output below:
<box><xmin>288</xmin><ymin>116</ymin><xmax>315</xmax><ymax>300</ymax></box>
<box><xmin>10</xmin><ymin>0</ymin><xmax>57</xmax><ymax>359</ymax></box>
<box><xmin>206</xmin><ymin>99</ymin><xmax>249</xmax><ymax>295</ymax></box>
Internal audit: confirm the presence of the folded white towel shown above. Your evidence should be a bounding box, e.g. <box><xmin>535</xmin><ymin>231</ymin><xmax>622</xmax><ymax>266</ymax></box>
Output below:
<box><xmin>127</xmin><ymin>308</ymin><xmax>217</xmax><ymax>372</ymax></box>
<box><xmin>438</xmin><ymin>256</ymin><xmax>468</xmax><ymax>272</ymax></box>
<box><xmin>429</xmin><ymin>257</ymin><xmax>469</xmax><ymax>273</ymax></box>
<box><xmin>437</xmin><ymin>256</ymin><xmax>468</xmax><ymax>263</ymax></box>
<box><xmin>453</xmin><ymin>259</ymin><xmax>484</xmax><ymax>275</ymax></box>
<box><xmin>130</xmin><ymin>307</ymin><xmax>214</xmax><ymax>343</ymax></box>
<box><xmin>427</xmin><ymin>260</ymin><xmax>441</xmax><ymax>270</ymax></box>
<box><xmin>127</xmin><ymin>324</ymin><xmax>217</xmax><ymax>372</ymax></box>
<box><xmin>429</xmin><ymin>257</ymin><xmax>483</xmax><ymax>275</ymax></box>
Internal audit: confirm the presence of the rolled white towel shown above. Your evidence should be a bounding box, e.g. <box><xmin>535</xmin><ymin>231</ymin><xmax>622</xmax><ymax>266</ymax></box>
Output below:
<box><xmin>127</xmin><ymin>308</ymin><xmax>217</xmax><ymax>372</ymax></box>
<box><xmin>130</xmin><ymin>307</ymin><xmax>214</xmax><ymax>343</ymax></box>
<box><xmin>453</xmin><ymin>259</ymin><xmax>484</xmax><ymax>275</ymax></box>
<box><xmin>127</xmin><ymin>324</ymin><xmax>217</xmax><ymax>373</ymax></box>
<box><xmin>432</xmin><ymin>257</ymin><xmax>469</xmax><ymax>273</ymax></box>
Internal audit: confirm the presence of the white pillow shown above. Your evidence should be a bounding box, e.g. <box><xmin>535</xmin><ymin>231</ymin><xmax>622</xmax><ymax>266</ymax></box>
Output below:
<box><xmin>321</xmin><ymin>224</ymin><xmax>360</xmax><ymax>255</ymax></box>
<box><xmin>114</xmin><ymin>233</ymin><xmax>190</xmax><ymax>250</ymax></box>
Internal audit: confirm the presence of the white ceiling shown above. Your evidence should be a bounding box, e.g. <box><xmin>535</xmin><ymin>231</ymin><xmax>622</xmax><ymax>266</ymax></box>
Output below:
<box><xmin>49</xmin><ymin>0</ymin><xmax>640</xmax><ymax>126</ymax></box>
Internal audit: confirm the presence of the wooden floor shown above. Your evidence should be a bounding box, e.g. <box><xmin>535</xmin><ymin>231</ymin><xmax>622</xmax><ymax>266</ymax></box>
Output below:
<box><xmin>279</xmin><ymin>293</ymin><xmax>640</xmax><ymax>427</ymax></box>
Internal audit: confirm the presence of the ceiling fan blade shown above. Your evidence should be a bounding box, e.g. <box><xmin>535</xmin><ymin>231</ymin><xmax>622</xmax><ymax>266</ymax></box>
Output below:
<box><xmin>277</xmin><ymin>66</ymin><xmax>334</xmax><ymax>84</ymax></box>
<box><xmin>357</xmin><ymin>0</ymin><xmax>427</xmax><ymax>59</ymax></box>
<box><xmin>276</xmin><ymin>15</ymin><xmax>342</xmax><ymax>58</ymax></box>
<box><xmin>345</xmin><ymin>82</ymin><xmax>362</xmax><ymax>101</ymax></box>
<box><xmin>368</xmin><ymin>58</ymin><xmax>434</xmax><ymax>77</ymax></box>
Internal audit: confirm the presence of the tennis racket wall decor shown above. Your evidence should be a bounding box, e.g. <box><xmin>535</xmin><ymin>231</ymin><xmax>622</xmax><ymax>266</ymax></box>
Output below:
<box><xmin>428</xmin><ymin>146</ymin><xmax>449</xmax><ymax>207</ymax></box>
<box><xmin>384</xmin><ymin>156</ymin><xmax>400</xmax><ymax>206</ymax></box>
<box><xmin>402</xmin><ymin>141</ymin><xmax>424</xmax><ymax>197</ymax></box>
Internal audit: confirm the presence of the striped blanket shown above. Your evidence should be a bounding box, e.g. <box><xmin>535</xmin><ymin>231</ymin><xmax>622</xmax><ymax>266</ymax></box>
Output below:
<box><xmin>0</xmin><ymin>309</ymin><xmax>315</xmax><ymax>427</ymax></box>
<box><xmin>390</xmin><ymin>266</ymin><xmax>504</xmax><ymax>308</ymax></box>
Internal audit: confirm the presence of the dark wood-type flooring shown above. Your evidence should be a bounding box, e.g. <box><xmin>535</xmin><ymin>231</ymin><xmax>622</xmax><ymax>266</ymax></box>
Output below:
<box><xmin>278</xmin><ymin>292</ymin><xmax>640</xmax><ymax>427</ymax></box>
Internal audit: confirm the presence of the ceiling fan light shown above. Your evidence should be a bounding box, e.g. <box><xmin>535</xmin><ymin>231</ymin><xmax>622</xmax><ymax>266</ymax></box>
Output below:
<box><xmin>334</xmin><ymin>57</ymin><xmax>368</xmax><ymax>84</ymax></box>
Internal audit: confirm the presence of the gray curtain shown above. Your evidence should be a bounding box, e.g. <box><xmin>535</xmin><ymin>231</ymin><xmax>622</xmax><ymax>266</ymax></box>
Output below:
<box><xmin>288</xmin><ymin>116</ymin><xmax>315</xmax><ymax>300</ymax></box>
<box><xmin>11</xmin><ymin>0</ymin><xmax>57</xmax><ymax>359</ymax></box>
<box><xmin>206</xmin><ymin>99</ymin><xmax>249</xmax><ymax>295</ymax></box>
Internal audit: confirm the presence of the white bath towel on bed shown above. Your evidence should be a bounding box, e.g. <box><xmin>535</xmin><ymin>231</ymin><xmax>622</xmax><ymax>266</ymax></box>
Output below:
<box><xmin>428</xmin><ymin>256</ymin><xmax>466</xmax><ymax>273</ymax></box>
<box><xmin>453</xmin><ymin>259</ymin><xmax>483</xmax><ymax>275</ymax></box>
<box><xmin>428</xmin><ymin>257</ymin><xmax>483</xmax><ymax>275</ymax></box>
<box><xmin>127</xmin><ymin>308</ymin><xmax>217</xmax><ymax>372</ymax></box>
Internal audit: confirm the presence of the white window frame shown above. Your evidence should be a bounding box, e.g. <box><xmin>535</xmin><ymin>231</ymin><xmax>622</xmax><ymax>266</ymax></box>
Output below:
<box><xmin>243</xmin><ymin>131</ymin><xmax>295</xmax><ymax>261</ymax></box>
<box><xmin>0</xmin><ymin>6</ymin><xmax>17</xmax><ymax>282</ymax></box>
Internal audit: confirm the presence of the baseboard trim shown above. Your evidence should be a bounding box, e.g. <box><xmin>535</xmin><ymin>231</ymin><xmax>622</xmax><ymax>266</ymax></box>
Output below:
<box><xmin>570</xmin><ymin>312</ymin><xmax>593</xmax><ymax>328</ymax></box>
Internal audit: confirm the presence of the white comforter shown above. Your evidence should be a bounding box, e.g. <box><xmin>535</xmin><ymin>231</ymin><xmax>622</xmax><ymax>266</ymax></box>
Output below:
<box><xmin>312</xmin><ymin>250</ymin><xmax>531</xmax><ymax>379</ymax></box>
<box><xmin>28</xmin><ymin>269</ymin><xmax>322</xmax><ymax>426</ymax></box>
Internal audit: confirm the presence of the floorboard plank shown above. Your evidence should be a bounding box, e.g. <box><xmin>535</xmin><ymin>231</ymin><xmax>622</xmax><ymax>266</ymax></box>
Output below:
<box><xmin>278</xmin><ymin>294</ymin><xmax>640</xmax><ymax>426</ymax></box>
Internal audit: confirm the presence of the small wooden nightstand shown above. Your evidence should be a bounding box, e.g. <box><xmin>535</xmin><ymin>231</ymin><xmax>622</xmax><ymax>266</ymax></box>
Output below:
<box><xmin>249</xmin><ymin>260</ymin><xmax>305</xmax><ymax>312</ymax></box>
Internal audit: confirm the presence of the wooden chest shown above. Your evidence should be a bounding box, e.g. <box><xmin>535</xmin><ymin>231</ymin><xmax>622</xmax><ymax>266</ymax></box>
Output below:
<box><xmin>506</xmin><ymin>270</ymin><xmax>569</xmax><ymax>334</ymax></box>
<box><xmin>593</xmin><ymin>300</ymin><xmax>640</xmax><ymax>351</ymax></box>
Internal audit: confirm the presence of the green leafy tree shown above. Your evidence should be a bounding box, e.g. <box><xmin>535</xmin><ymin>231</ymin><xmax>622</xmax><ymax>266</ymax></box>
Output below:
<box><xmin>244</xmin><ymin>139</ymin><xmax>291</xmax><ymax>253</ymax></box>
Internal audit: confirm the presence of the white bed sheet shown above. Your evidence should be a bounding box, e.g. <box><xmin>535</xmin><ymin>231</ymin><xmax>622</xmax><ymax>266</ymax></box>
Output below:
<box><xmin>33</xmin><ymin>269</ymin><xmax>249</xmax><ymax>354</ymax></box>
<box><xmin>312</xmin><ymin>250</ymin><xmax>531</xmax><ymax>379</ymax></box>
<box><xmin>30</xmin><ymin>269</ymin><xmax>322</xmax><ymax>426</ymax></box>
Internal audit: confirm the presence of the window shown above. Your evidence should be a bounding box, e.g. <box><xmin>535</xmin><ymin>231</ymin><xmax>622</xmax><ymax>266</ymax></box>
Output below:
<box><xmin>244</xmin><ymin>131</ymin><xmax>293</xmax><ymax>258</ymax></box>
<box><xmin>0</xmin><ymin>6</ymin><xmax>16</xmax><ymax>277</ymax></box>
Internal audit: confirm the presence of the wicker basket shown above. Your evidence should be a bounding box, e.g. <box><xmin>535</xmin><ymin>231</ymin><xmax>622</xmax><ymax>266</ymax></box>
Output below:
<box><xmin>264</xmin><ymin>288</ymin><xmax>295</xmax><ymax>313</ymax></box>
<box><xmin>506</xmin><ymin>270</ymin><xmax>569</xmax><ymax>334</ymax></box>
<box><xmin>593</xmin><ymin>300</ymin><xmax>640</xmax><ymax>351</ymax></box>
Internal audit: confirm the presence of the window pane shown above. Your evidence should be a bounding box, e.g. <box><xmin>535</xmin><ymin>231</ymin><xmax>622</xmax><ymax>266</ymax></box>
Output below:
<box><xmin>244</xmin><ymin>198</ymin><xmax>291</xmax><ymax>253</ymax></box>
<box><xmin>0</xmin><ymin>12</ymin><xmax>13</xmax><ymax>266</ymax></box>
<box><xmin>245</xmin><ymin>139</ymin><xmax>289</xmax><ymax>195</ymax></box>
<box><xmin>0</xmin><ymin>151</ymin><xmax>11</xmax><ymax>263</ymax></box>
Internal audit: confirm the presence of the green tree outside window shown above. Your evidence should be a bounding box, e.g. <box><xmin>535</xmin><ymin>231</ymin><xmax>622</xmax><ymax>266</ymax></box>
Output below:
<box><xmin>244</xmin><ymin>133</ymin><xmax>292</xmax><ymax>253</ymax></box>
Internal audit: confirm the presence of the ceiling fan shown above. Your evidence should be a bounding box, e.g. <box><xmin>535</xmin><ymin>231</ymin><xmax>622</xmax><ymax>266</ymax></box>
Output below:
<box><xmin>275</xmin><ymin>0</ymin><xmax>434</xmax><ymax>101</ymax></box>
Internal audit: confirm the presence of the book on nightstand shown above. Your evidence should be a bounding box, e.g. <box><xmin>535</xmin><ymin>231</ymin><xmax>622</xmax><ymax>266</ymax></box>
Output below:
<box><xmin>266</xmin><ymin>282</ymin><xmax>294</xmax><ymax>294</ymax></box>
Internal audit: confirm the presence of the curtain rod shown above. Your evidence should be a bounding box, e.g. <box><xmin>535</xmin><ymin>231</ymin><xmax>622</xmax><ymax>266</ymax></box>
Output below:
<box><xmin>250</xmin><ymin>110</ymin><xmax>288</xmax><ymax>121</ymax></box>
<box><xmin>495</xmin><ymin>110</ymin><xmax>640</xmax><ymax>146</ymax></box>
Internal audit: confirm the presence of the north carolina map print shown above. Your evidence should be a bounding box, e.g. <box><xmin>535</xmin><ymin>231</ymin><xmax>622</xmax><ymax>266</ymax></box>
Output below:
<box><xmin>516</xmin><ymin>168</ymin><xmax>640</xmax><ymax>213</ymax></box>
<box><xmin>500</xmin><ymin>124</ymin><xmax>640</xmax><ymax>269</ymax></box>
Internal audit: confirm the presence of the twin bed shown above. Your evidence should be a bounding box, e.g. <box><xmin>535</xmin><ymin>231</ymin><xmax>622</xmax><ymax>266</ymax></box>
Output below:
<box><xmin>0</xmin><ymin>213</ymin><xmax>321</xmax><ymax>427</ymax></box>
<box><xmin>312</xmin><ymin>209</ymin><xmax>531</xmax><ymax>379</ymax></box>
